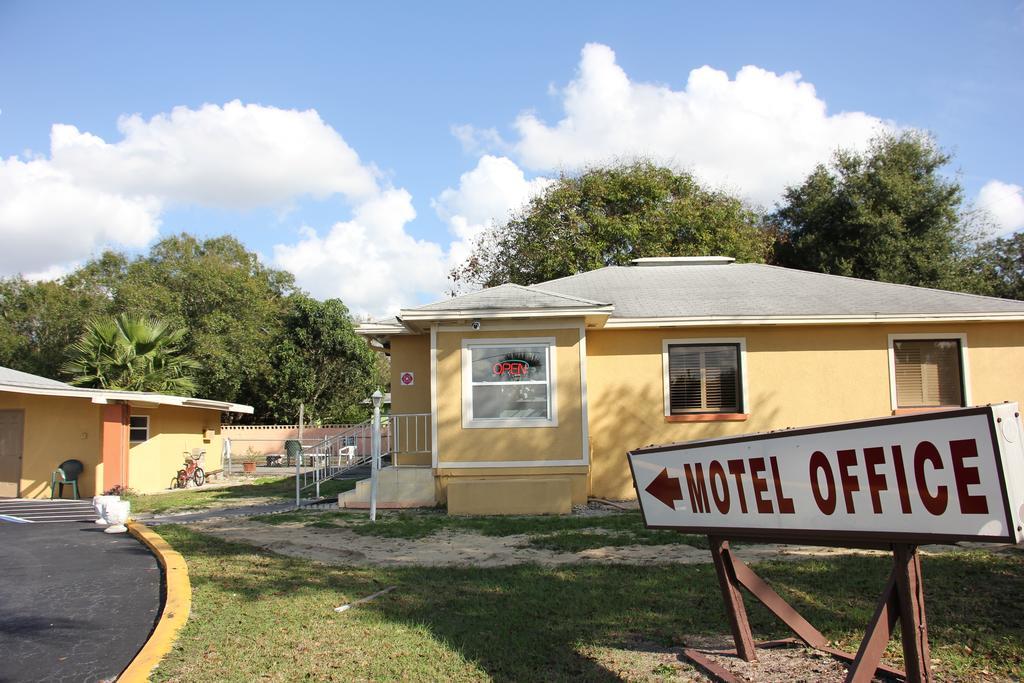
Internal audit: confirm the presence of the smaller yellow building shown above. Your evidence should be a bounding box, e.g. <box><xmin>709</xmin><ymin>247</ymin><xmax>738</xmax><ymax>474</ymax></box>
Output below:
<box><xmin>0</xmin><ymin>366</ymin><xmax>253</xmax><ymax>498</ymax></box>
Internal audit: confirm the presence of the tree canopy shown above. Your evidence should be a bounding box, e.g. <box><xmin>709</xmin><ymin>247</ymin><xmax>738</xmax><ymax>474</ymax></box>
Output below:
<box><xmin>262</xmin><ymin>295</ymin><xmax>386</xmax><ymax>424</ymax></box>
<box><xmin>451</xmin><ymin>161</ymin><xmax>773</xmax><ymax>289</ymax></box>
<box><xmin>772</xmin><ymin>131</ymin><xmax>981</xmax><ymax>291</ymax></box>
<box><xmin>0</xmin><ymin>234</ymin><xmax>381</xmax><ymax>423</ymax></box>
<box><xmin>972</xmin><ymin>233</ymin><xmax>1024</xmax><ymax>300</ymax></box>
<box><xmin>62</xmin><ymin>313</ymin><xmax>200</xmax><ymax>395</ymax></box>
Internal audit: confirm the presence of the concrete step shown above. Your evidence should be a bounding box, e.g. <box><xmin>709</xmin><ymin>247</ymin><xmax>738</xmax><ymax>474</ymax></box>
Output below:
<box><xmin>338</xmin><ymin>466</ymin><xmax>435</xmax><ymax>509</ymax></box>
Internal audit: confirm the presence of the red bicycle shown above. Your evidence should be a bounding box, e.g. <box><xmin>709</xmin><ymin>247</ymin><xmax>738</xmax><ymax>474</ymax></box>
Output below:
<box><xmin>176</xmin><ymin>451</ymin><xmax>206</xmax><ymax>488</ymax></box>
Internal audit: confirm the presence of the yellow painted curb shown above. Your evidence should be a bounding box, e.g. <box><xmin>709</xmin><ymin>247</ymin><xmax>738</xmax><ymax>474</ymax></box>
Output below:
<box><xmin>119</xmin><ymin>522</ymin><xmax>192</xmax><ymax>682</ymax></box>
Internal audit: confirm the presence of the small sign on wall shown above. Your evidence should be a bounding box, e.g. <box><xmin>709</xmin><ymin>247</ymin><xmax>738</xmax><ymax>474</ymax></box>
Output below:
<box><xmin>399</xmin><ymin>371</ymin><xmax>415</xmax><ymax>386</ymax></box>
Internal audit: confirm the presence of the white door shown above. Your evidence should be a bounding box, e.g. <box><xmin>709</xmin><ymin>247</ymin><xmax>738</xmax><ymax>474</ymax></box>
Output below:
<box><xmin>0</xmin><ymin>410</ymin><xmax>24</xmax><ymax>498</ymax></box>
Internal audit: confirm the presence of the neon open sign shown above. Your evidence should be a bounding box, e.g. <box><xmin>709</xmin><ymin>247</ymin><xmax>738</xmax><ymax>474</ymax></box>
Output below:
<box><xmin>493</xmin><ymin>359</ymin><xmax>531</xmax><ymax>377</ymax></box>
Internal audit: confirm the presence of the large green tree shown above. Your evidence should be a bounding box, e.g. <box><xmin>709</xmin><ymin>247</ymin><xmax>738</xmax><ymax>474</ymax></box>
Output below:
<box><xmin>262</xmin><ymin>295</ymin><xmax>386</xmax><ymax>424</ymax></box>
<box><xmin>107</xmin><ymin>234</ymin><xmax>298</xmax><ymax>416</ymax></box>
<box><xmin>772</xmin><ymin>131</ymin><xmax>981</xmax><ymax>291</ymax></box>
<box><xmin>0</xmin><ymin>234</ymin><xmax>383</xmax><ymax>423</ymax></box>
<box><xmin>451</xmin><ymin>161</ymin><xmax>773</xmax><ymax>288</ymax></box>
<box><xmin>0</xmin><ymin>275</ymin><xmax>112</xmax><ymax>378</ymax></box>
<box><xmin>971</xmin><ymin>232</ymin><xmax>1024</xmax><ymax>300</ymax></box>
<box><xmin>62</xmin><ymin>313</ymin><xmax>200</xmax><ymax>394</ymax></box>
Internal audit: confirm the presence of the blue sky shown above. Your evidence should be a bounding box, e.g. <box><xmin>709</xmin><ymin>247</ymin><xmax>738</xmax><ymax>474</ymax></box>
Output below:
<box><xmin>1</xmin><ymin>2</ymin><xmax>1022</xmax><ymax>315</ymax></box>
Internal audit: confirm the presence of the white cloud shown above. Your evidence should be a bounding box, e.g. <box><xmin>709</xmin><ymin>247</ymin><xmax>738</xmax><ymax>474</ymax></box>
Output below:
<box><xmin>0</xmin><ymin>50</ymin><xmax>936</xmax><ymax>316</ymax></box>
<box><xmin>0</xmin><ymin>157</ymin><xmax>160</xmax><ymax>275</ymax></box>
<box><xmin>451</xmin><ymin>124</ymin><xmax>507</xmax><ymax>156</ymax></box>
<box><xmin>49</xmin><ymin>100</ymin><xmax>379</xmax><ymax>208</ymax></box>
<box><xmin>272</xmin><ymin>189</ymin><xmax>447</xmax><ymax>317</ymax></box>
<box><xmin>434</xmin><ymin>155</ymin><xmax>552</xmax><ymax>267</ymax></box>
<box><xmin>978</xmin><ymin>180</ymin><xmax>1024</xmax><ymax>235</ymax></box>
<box><xmin>276</xmin><ymin>155</ymin><xmax>552</xmax><ymax>314</ymax></box>
<box><xmin>0</xmin><ymin>100</ymin><xmax>384</xmax><ymax>282</ymax></box>
<box><xmin>465</xmin><ymin>43</ymin><xmax>891</xmax><ymax>206</ymax></box>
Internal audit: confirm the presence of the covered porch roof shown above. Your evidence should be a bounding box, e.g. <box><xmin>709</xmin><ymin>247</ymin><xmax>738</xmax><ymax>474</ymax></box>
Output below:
<box><xmin>0</xmin><ymin>366</ymin><xmax>253</xmax><ymax>414</ymax></box>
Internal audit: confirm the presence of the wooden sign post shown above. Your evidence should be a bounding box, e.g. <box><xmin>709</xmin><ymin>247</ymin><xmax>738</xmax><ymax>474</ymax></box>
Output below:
<box><xmin>629</xmin><ymin>404</ymin><xmax>1024</xmax><ymax>682</ymax></box>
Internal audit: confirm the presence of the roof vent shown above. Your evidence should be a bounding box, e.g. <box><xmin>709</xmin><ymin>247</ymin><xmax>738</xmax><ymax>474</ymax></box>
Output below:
<box><xmin>631</xmin><ymin>256</ymin><xmax>735</xmax><ymax>267</ymax></box>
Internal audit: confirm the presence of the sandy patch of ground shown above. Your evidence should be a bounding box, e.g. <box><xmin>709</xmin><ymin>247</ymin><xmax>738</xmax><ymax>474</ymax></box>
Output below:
<box><xmin>192</xmin><ymin>518</ymin><xmax>964</xmax><ymax>567</ymax></box>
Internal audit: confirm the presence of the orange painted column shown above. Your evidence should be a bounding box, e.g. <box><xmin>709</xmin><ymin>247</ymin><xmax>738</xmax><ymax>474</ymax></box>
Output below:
<box><xmin>101</xmin><ymin>403</ymin><xmax>130</xmax><ymax>492</ymax></box>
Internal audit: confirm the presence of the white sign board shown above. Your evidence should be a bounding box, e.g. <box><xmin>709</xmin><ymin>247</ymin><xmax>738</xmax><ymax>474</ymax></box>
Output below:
<box><xmin>629</xmin><ymin>404</ymin><xmax>1024</xmax><ymax>544</ymax></box>
<box><xmin>399</xmin><ymin>371</ymin><xmax>415</xmax><ymax>386</ymax></box>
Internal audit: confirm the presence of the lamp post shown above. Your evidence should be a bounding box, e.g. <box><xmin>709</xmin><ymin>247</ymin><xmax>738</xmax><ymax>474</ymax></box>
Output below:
<box><xmin>369</xmin><ymin>389</ymin><xmax>382</xmax><ymax>522</ymax></box>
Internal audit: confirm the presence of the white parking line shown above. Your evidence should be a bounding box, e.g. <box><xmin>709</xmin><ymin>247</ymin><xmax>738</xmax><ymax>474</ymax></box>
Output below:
<box><xmin>0</xmin><ymin>514</ymin><xmax>31</xmax><ymax>523</ymax></box>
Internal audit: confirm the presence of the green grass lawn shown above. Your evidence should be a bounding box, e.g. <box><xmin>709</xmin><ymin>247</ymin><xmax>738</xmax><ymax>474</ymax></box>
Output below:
<box><xmin>153</xmin><ymin>525</ymin><xmax>1024</xmax><ymax>682</ymax></box>
<box><xmin>249</xmin><ymin>509</ymin><xmax>714</xmax><ymax>552</ymax></box>
<box><xmin>127</xmin><ymin>477</ymin><xmax>355</xmax><ymax>514</ymax></box>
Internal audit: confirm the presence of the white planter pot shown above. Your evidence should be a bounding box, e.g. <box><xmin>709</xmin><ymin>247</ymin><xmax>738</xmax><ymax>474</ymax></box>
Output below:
<box><xmin>92</xmin><ymin>495</ymin><xmax>120</xmax><ymax>524</ymax></box>
<box><xmin>102</xmin><ymin>499</ymin><xmax>131</xmax><ymax>534</ymax></box>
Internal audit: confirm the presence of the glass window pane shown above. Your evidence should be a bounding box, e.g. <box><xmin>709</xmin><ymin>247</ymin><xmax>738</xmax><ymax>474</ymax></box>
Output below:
<box><xmin>129</xmin><ymin>415</ymin><xmax>148</xmax><ymax>442</ymax></box>
<box><xmin>471</xmin><ymin>346</ymin><xmax>547</xmax><ymax>383</ymax></box>
<box><xmin>894</xmin><ymin>340</ymin><xmax>963</xmax><ymax>408</ymax></box>
<box><xmin>668</xmin><ymin>344</ymin><xmax>740</xmax><ymax>413</ymax></box>
<box><xmin>472</xmin><ymin>384</ymin><xmax>549</xmax><ymax>419</ymax></box>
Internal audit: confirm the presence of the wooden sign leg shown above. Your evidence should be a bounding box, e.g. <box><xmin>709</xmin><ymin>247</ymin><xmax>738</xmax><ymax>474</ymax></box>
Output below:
<box><xmin>846</xmin><ymin>568</ymin><xmax>900</xmax><ymax>683</ymax></box>
<box><xmin>894</xmin><ymin>544</ymin><xmax>933</xmax><ymax>683</ymax></box>
<box><xmin>708</xmin><ymin>536</ymin><xmax>757</xmax><ymax>662</ymax></box>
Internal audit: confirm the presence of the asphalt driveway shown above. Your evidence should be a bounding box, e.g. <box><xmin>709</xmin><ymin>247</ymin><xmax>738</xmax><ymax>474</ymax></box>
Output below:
<box><xmin>0</xmin><ymin>516</ymin><xmax>162</xmax><ymax>683</ymax></box>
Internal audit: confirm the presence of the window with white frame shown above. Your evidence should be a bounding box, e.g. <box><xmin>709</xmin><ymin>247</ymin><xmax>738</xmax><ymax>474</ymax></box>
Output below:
<box><xmin>462</xmin><ymin>339</ymin><xmax>556</xmax><ymax>427</ymax></box>
<box><xmin>892</xmin><ymin>338</ymin><xmax>965</xmax><ymax>409</ymax></box>
<box><xmin>664</xmin><ymin>342</ymin><xmax>744</xmax><ymax>414</ymax></box>
<box><xmin>129</xmin><ymin>415</ymin><xmax>150</xmax><ymax>443</ymax></box>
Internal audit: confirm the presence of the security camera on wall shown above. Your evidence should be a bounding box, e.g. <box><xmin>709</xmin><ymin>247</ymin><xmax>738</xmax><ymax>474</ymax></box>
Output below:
<box><xmin>471</xmin><ymin>319</ymin><xmax>481</xmax><ymax>330</ymax></box>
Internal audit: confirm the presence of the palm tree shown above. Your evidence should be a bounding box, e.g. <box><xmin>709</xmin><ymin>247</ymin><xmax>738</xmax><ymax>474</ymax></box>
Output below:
<box><xmin>62</xmin><ymin>314</ymin><xmax>200</xmax><ymax>395</ymax></box>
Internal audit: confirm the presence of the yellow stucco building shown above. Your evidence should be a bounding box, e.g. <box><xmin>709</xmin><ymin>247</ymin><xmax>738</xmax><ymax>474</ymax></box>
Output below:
<box><xmin>359</xmin><ymin>257</ymin><xmax>1024</xmax><ymax>514</ymax></box>
<box><xmin>0</xmin><ymin>366</ymin><xmax>252</xmax><ymax>498</ymax></box>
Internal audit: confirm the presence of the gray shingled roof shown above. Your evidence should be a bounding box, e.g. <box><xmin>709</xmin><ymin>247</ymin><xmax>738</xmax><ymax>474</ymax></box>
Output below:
<box><xmin>532</xmin><ymin>263</ymin><xmax>1024</xmax><ymax>318</ymax></box>
<box><xmin>410</xmin><ymin>283</ymin><xmax>609</xmax><ymax>313</ymax></box>
<box><xmin>0</xmin><ymin>366</ymin><xmax>72</xmax><ymax>390</ymax></box>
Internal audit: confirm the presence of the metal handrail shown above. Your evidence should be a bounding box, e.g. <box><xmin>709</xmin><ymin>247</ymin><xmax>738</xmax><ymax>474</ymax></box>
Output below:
<box><xmin>293</xmin><ymin>413</ymin><xmax>432</xmax><ymax>506</ymax></box>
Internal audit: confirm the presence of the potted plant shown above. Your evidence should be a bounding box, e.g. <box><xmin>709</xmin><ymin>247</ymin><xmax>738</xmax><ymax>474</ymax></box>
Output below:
<box><xmin>241</xmin><ymin>447</ymin><xmax>260</xmax><ymax>474</ymax></box>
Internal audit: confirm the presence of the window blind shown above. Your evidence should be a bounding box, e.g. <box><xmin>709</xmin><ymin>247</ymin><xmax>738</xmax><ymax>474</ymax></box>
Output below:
<box><xmin>668</xmin><ymin>345</ymin><xmax>740</xmax><ymax>413</ymax></box>
<box><xmin>893</xmin><ymin>340</ymin><xmax>963</xmax><ymax>408</ymax></box>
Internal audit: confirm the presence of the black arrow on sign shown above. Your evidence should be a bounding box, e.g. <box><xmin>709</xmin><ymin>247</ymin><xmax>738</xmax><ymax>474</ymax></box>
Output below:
<box><xmin>645</xmin><ymin>468</ymin><xmax>683</xmax><ymax>509</ymax></box>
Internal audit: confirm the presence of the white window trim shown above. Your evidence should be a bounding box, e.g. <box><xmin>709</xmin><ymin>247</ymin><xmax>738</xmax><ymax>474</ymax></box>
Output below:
<box><xmin>129</xmin><ymin>414</ymin><xmax>150</xmax><ymax>444</ymax></box>
<box><xmin>430</xmin><ymin>324</ymin><xmax>439</xmax><ymax>468</ymax></box>
<box><xmin>887</xmin><ymin>332</ymin><xmax>971</xmax><ymax>411</ymax></box>
<box><xmin>461</xmin><ymin>336</ymin><xmax>558</xmax><ymax>429</ymax></box>
<box><xmin>662</xmin><ymin>337</ymin><xmax>749</xmax><ymax>417</ymax></box>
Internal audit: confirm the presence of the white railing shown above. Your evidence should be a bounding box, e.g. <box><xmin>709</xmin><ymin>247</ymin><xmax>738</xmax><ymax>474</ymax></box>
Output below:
<box><xmin>301</xmin><ymin>413</ymin><xmax>431</xmax><ymax>463</ymax></box>
<box><xmin>388</xmin><ymin>413</ymin><xmax>431</xmax><ymax>460</ymax></box>
<box><xmin>297</xmin><ymin>445</ymin><xmax>360</xmax><ymax>499</ymax></box>
<box><xmin>294</xmin><ymin>413</ymin><xmax>432</xmax><ymax>507</ymax></box>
